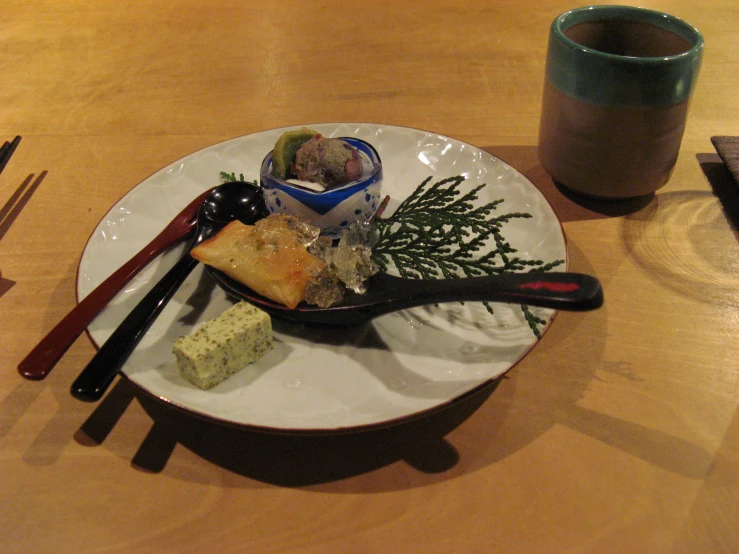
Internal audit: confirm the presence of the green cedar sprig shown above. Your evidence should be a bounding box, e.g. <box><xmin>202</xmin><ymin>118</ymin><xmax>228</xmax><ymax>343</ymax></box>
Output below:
<box><xmin>219</xmin><ymin>171</ymin><xmax>244</xmax><ymax>182</ymax></box>
<box><xmin>371</xmin><ymin>175</ymin><xmax>564</xmax><ymax>337</ymax></box>
<box><xmin>220</xmin><ymin>171</ymin><xmax>260</xmax><ymax>186</ymax></box>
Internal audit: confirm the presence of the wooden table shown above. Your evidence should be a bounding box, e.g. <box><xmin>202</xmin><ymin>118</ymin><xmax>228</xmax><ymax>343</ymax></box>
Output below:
<box><xmin>2</xmin><ymin>1</ymin><xmax>738</xmax><ymax>552</ymax></box>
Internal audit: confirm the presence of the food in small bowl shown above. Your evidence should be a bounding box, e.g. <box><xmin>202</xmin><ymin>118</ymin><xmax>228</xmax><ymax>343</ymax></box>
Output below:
<box><xmin>260</xmin><ymin>128</ymin><xmax>383</xmax><ymax>234</ymax></box>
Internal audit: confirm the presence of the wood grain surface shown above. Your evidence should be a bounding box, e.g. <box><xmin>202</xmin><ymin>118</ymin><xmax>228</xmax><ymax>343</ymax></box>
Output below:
<box><xmin>1</xmin><ymin>1</ymin><xmax>738</xmax><ymax>552</ymax></box>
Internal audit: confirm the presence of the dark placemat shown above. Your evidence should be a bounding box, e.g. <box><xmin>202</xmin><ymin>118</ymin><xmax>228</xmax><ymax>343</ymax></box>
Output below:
<box><xmin>709</xmin><ymin>136</ymin><xmax>739</xmax><ymax>232</ymax></box>
<box><xmin>712</xmin><ymin>136</ymin><xmax>739</xmax><ymax>187</ymax></box>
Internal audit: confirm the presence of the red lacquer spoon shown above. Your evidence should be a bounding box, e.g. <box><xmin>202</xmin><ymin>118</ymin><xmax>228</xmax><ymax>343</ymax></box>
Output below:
<box><xmin>18</xmin><ymin>188</ymin><xmax>213</xmax><ymax>380</ymax></box>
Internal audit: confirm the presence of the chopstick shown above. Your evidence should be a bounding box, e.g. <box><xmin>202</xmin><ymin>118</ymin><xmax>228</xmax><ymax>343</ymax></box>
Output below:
<box><xmin>0</xmin><ymin>136</ymin><xmax>22</xmax><ymax>175</ymax></box>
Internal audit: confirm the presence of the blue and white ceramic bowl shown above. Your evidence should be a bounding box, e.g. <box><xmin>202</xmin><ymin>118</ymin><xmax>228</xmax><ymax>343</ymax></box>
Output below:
<box><xmin>260</xmin><ymin>137</ymin><xmax>383</xmax><ymax>234</ymax></box>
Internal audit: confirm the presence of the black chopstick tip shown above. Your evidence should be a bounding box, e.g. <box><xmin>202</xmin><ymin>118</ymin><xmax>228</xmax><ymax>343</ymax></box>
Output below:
<box><xmin>70</xmin><ymin>385</ymin><xmax>105</xmax><ymax>403</ymax></box>
<box><xmin>0</xmin><ymin>135</ymin><xmax>22</xmax><ymax>175</ymax></box>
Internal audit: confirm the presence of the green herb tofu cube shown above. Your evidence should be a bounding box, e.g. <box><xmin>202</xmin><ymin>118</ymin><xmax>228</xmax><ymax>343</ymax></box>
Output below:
<box><xmin>173</xmin><ymin>301</ymin><xmax>272</xmax><ymax>390</ymax></box>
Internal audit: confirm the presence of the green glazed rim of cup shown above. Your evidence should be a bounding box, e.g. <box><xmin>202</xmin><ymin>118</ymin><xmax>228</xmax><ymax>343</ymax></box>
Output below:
<box><xmin>547</xmin><ymin>5</ymin><xmax>704</xmax><ymax>107</ymax></box>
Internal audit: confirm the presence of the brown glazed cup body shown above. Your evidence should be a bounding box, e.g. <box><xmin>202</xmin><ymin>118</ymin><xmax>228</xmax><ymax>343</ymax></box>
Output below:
<box><xmin>538</xmin><ymin>6</ymin><xmax>703</xmax><ymax>199</ymax></box>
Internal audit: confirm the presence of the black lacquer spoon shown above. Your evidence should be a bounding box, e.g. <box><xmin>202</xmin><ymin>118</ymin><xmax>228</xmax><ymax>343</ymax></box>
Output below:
<box><xmin>70</xmin><ymin>182</ymin><xmax>267</xmax><ymax>402</ymax></box>
<box><xmin>209</xmin><ymin>268</ymin><xmax>603</xmax><ymax>327</ymax></box>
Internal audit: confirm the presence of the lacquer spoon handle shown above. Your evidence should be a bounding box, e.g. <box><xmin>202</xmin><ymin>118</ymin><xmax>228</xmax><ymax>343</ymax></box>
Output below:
<box><xmin>70</xmin><ymin>254</ymin><xmax>199</xmax><ymax>402</ymax></box>
<box><xmin>18</xmin><ymin>190</ymin><xmax>208</xmax><ymax>380</ymax></box>
<box><xmin>383</xmin><ymin>272</ymin><xmax>603</xmax><ymax>312</ymax></box>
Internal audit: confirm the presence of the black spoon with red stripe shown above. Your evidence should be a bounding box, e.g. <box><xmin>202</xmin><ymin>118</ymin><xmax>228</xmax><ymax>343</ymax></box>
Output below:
<box><xmin>209</xmin><ymin>269</ymin><xmax>603</xmax><ymax>326</ymax></box>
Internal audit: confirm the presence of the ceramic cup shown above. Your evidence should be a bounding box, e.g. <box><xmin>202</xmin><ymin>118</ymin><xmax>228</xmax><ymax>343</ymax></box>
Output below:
<box><xmin>538</xmin><ymin>6</ymin><xmax>703</xmax><ymax>199</ymax></box>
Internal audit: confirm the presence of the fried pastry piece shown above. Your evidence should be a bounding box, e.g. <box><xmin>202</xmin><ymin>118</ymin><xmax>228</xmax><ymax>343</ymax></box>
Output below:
<box><xmin>191</xmin><ymin>214</ymin><xmax>326</xmax><ymax>309</ymax></box>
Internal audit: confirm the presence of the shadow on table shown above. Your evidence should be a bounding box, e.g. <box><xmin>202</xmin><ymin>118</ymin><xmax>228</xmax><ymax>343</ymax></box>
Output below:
<box><xmin>0</xmin><ymin>172</ymin><xmax>47</xmax><ymax>242</ymax></box>
<box><xmin>617</xmin><ymin>153</ymin><xmax>739</xmax><ymax>308</ymax></box>
<box><xmin>75</xmin><ymin>376</ymin><xmax>500</xmax><ymax>486</ymax></box>
<box><xmin>67</xmin><ymin>146</ymin><xmax>710</xmax><ymax>488</ymax></box>
<box><xmin>0</xmin><ymin>171</ymin><xmax>47</xmax><ymax>298</ymax></box>
<box><xmin>697</xmin><ymin>152</ymin><xmax>739</xmax><ymax>236</ymax></box>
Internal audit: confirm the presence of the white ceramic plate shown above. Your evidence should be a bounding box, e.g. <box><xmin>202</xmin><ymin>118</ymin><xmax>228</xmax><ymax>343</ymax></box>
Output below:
<box><xmin>78</xmin><ymin>123</ymin><xmax>567</xmax><ymax>432</ymax></box>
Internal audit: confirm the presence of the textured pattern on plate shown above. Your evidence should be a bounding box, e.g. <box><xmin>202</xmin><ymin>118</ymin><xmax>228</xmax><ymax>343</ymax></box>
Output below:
<box><xmin>78</xmin><ymin>123</ymin><xmax>567</xmax><ymax>432</ymax></box>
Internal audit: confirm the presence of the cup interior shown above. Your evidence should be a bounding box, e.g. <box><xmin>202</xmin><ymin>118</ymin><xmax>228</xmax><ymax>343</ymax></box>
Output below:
<box><xmin>556</xmin><ymin>6</ymin><xmax>703</xmax><ymax>60</ymax></box>
<box><xmin>565</xmin><ymin>20</ymin><xmax>690</xmax><ymax>58</ymax></box>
